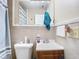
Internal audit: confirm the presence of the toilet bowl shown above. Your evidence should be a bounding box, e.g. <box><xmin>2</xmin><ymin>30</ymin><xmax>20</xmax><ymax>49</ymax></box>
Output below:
<box><xmin>14</xmin><ymin>43</ymin><xmax>33</xmax><ymax>59</ymax></box>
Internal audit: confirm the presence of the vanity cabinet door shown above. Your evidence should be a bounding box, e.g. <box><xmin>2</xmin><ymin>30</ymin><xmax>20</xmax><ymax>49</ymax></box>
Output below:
<box><xmin>40</xmin><ymin>54</ymin><xmax>54</xmax><ymax>59</ymax></box>
<box><xmin>36</xmin><ymin>50</ymin><xmax>64</xmax><ymax>59</ymax></box>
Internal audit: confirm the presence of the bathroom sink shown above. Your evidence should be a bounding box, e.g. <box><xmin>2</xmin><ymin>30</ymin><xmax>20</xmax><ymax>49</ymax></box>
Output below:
<box><xmin>36</xmin><ymin>40</ymin><xmax>64</xmax><ymax>51</ymax></box>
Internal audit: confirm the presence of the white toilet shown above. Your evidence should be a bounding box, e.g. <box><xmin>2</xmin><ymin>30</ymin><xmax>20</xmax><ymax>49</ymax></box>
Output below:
<box><xmin>14</xmin><ymin>43</ymin><xmax>33</xmax><ymax>59</ymax></box>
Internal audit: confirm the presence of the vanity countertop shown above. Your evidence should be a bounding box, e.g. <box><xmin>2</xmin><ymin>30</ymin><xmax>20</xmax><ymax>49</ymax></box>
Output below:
<box><xmin>36</xmin><ymin>40</ymin><xmax>64</xmax><ymax>51</ymax></box>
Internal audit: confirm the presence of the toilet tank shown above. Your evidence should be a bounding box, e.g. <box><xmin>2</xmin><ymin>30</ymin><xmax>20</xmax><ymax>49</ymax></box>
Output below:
<box><xmin>14</xmin><ymin>43</ymin><xmax>33</xmax><ymax>59</ymax></box>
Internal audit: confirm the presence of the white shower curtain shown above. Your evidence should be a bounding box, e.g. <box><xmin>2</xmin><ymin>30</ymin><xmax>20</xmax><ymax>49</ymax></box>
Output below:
<box><xmin>0</xmin><ymin>0</ymin><xmax>11</xmax><ymax>59</ymax></box>
<box><xmin>0</xmin><ymin>0</ymin><xmax>6</xmax><ymax>52</ymax></box>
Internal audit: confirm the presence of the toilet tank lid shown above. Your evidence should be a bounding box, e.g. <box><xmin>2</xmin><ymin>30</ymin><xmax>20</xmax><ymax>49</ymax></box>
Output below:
<box><xmin>14</xmin><ymin>43</ymin><xmax>33</xmax><ymax>48</ymax></box>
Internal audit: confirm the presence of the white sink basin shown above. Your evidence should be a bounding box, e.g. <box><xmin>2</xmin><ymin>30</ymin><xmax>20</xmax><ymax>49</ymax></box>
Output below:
<box><xmin>36</xmin><ymin>40</ymin><xmax>64</xmax><ymax>51</ymax></box>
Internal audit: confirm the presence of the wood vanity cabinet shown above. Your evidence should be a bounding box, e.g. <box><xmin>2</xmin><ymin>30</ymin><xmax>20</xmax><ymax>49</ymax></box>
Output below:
<box><xmin>36</xmin><ymin>50</ymin><xmax>64</xmax><ymax>59</ymax></box>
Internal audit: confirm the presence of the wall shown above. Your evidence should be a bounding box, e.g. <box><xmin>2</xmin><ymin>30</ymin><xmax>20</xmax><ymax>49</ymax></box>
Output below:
<box><xmin>56</xmin><ymin>36</ymin><xmax>79</xmax><ymax>59</ymax></box>
<box><xmin>12</xmin><ymin>27</ymin><xmax>55</xmax><ymax>44</ymax></box>
<box><xmin>55</xmin><ymin>0</ymin><xmax>79</xmax><ymax>59</ymax></box>
<box><xmin>55</xmin><ymin>0</ymin><xmax>79</xmax><ymax>25</ymax></box>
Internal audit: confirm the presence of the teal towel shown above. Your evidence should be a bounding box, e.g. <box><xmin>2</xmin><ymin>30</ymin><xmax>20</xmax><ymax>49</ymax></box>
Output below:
<box><xmin>44</xmin><ymin>11</ymin><xmax>51</xmax><ymax>30</ymax></box>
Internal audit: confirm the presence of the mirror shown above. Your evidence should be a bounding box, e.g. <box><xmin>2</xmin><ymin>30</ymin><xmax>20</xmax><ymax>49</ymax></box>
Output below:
<box><xmin>13</xmin><ymin>0</ymin><xmax>54</xmax><ymax>26</ymax></box>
